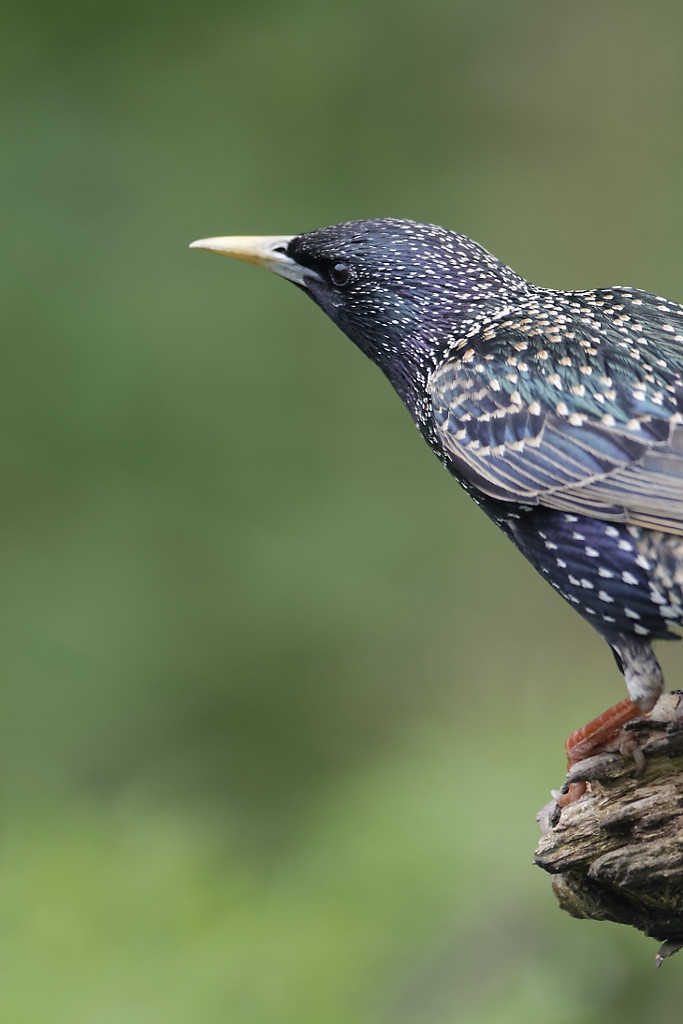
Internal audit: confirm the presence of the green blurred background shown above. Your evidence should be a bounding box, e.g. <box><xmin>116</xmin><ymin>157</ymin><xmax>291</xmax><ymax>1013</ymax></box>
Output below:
<box><xmin>3</xmin><ymin>1</ymin><xmax>683</xmax><ymax>1020</ymax></box>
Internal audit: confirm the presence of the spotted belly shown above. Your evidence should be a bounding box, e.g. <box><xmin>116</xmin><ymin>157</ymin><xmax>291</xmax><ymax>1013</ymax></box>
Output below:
<box><xmin>503</xmin><ymin>508</ymin><xmax>683</xmax><ymax>641</ymax></box>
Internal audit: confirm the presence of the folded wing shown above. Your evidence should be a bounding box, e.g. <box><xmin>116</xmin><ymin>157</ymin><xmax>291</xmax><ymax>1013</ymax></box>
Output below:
<box><xmin>429</xmin><ymin>303</ymin><xmax>683</xmax><ymax>534</ymax></box>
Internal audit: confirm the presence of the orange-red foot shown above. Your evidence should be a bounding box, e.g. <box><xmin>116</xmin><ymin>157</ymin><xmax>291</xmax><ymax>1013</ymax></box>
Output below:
<box><xmin>556</xmin><ymin>697</ymin><xmax>644</xmax><ymax>807</ymax></box>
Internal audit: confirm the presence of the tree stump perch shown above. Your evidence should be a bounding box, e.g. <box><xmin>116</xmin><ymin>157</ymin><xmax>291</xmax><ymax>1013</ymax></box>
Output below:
<box><xmin>535</xmin><ymin>691</ymin><xmax>683</xmax><ymax>965</ymax></box>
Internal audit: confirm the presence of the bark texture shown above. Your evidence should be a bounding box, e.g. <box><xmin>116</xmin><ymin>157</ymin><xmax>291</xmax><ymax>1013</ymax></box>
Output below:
<box><xmin>535</xmin><ymin>691</ymin><xmax>683</xmax><ymax>965</ymax></box>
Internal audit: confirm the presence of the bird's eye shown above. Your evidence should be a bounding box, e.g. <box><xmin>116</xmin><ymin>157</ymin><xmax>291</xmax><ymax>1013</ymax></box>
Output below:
<box><xmin>329</xmin><ymin>262</ymin><xmax>351</xmax><ymax>287</ymax></box>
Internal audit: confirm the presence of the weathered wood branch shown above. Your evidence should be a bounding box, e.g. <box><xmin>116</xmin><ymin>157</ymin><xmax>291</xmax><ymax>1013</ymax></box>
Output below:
<box><xmin>535</xmin><ymin>691</ymin><xmax>683</xmax><ymax>965</ymax></box>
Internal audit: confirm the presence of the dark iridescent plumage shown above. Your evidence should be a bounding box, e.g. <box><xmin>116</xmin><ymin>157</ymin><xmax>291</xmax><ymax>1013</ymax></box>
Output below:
<box><xmin>191</xmin><ymin>218</ymin><xmax>683</xmax><ymax>777</ymax></box>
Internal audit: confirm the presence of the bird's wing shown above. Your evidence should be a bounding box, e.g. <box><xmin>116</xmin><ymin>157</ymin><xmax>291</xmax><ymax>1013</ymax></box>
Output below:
<box><xmin>429</xmin><ymin>299</ymin><xmax>683</xmax><ymax>534</ymax></box>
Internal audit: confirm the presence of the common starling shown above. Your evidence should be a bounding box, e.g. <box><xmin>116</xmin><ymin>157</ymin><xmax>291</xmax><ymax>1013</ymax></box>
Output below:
<box><xmin>190</xmin><ymin>219</ymin><xmax>683</xmax><ymax>802</ymax></box>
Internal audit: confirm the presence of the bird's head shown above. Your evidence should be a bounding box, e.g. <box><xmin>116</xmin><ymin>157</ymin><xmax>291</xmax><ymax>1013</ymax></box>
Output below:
<box><xmin>190</xmin><ymin>218</ymin><xmax>526</xmax><ymax>428</ymax></box>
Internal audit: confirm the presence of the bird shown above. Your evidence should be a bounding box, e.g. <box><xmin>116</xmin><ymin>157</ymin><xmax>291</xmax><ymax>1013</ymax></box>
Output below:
<box><xmin>190</xmin><ymin>218</ymin><xmax>683</xmax><ymax>803</ymax></box>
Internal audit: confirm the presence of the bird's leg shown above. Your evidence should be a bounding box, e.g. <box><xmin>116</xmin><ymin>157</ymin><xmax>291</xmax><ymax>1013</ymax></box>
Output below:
<box><xmin>565</xmin><ymin>696</ymin><xmax>642</xmax><ymax>765</ymax></box>
<box><xmin>557</xmin><ymin>637</ymin><xmax>665</xmax><ymax>806</ymax></box>
<box><xmin>558</xmin><ymin>698</ymin><xmax>643</xmax><ymax>806</ymax></box>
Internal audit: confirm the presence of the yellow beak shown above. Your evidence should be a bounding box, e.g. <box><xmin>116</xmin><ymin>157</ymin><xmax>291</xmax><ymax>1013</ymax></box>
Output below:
<box><xmin>189</xmin><ymin>234</ymin><xmax>319</xmax><ymax>287</ymax></box>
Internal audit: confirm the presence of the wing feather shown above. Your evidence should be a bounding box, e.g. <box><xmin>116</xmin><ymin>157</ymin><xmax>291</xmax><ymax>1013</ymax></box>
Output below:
<box><xmin>429</xmin><ymin>300</ymin><xmax>683</xmax><ymax>535</ymax></box>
